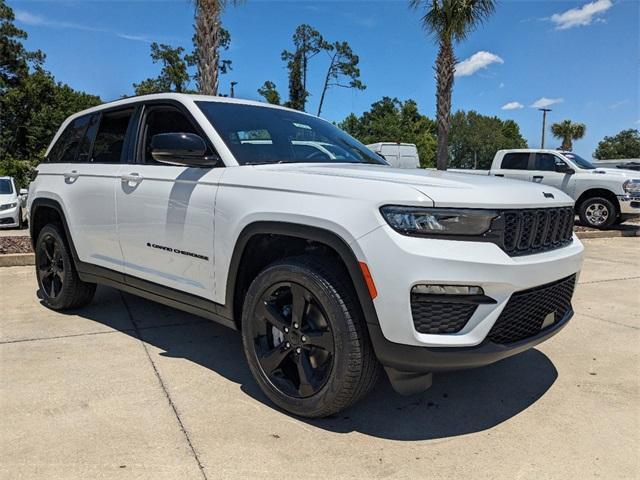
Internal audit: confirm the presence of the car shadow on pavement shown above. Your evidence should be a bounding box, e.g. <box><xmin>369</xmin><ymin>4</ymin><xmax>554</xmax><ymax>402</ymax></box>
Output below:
<box><xmin>54</xmin><ymin>286</ymin><xmax>559</xmax><ymax>442</ymax></box>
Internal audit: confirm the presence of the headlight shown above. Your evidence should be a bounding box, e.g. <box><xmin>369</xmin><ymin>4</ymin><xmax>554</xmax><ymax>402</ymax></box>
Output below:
<box><xmin>380</xmin><ymin>206</ymin><xmax>498</xmax><ymax>236</ymax></box>
<box><xmin>623</xmin><ymin>179</ymin><xmax>640</xmax><ymax>194</ymax></box>
<box><xmin>0</xmin><ymin>202</ymin><xmax>17</xmax><ymax>211</ymax></box>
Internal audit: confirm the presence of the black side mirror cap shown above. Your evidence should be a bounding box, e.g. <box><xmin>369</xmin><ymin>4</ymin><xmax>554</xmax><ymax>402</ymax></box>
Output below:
<box><xmin>151</xmin><ymin>132</ymin><xmax>220</xmax><ymax>167</ymax></box>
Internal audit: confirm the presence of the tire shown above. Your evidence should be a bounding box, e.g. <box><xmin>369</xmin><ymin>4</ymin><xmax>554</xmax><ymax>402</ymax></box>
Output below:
<box><xmin>241</xmin><ymin>255</ymin><xmax>380</xmax><ymax>418</ymax></box>
<box><xmin>578</xmin><ymin>197</ymin><xmax>617</xmax><ymax>229</ymax></box>
<box><xmin>35</xmin><ymin>224</ymin><xmax>96</xmax><ymax>310</ymax></box>
<box><xmin>15</xmin><ymin>210</ymin><xmax>23</xmax><ymax>229</ymax></box>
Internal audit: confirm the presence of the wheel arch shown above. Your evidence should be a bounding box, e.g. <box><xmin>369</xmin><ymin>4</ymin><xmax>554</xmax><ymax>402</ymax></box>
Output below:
<box><xmin>575</xmin><ymin>188</ymin><xmax>620</xmax><ymax>216</ymax></box>
<box><xmin>29</xmin><ymin>198</ymin><xmax>78</xmax><ymax>259</ymax></box>
<box><xmin>223</xmin><ymin>221</ymin><xmax>380</xmax><ymax>331</ymax></box>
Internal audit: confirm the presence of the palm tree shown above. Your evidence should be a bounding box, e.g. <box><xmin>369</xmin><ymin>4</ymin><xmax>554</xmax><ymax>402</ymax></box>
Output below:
<box><xmin>193</xmin><ymin>0</ymin><xmax>241</xmax><ymax>95</ymax></box>
<box><xmin>409</xmin><ymin>0</ymin><xmax>496</xmax><ymax>170</ymax></box>
<box><xmin>551</xmin><ymin>120</ymin><xmax>586</xmax><ymax>151</ymax></box>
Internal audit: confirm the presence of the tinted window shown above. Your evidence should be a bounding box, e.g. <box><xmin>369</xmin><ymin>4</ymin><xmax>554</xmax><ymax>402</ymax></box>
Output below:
<box><xmin>77</xmin><ymin>114</ymin><xmax>100</xmax><ymax>163</ymax></box>
<box><xmin>501</xmin><ymin>152</ymin><xmax>530</xmax><ymax>170</ymax></box>
<box><xmin>92</xmin><ymin>110</ymin><xmax>133</xmax><ymax>163</ymax></box>
<box><xmin>0</xmin><ymin>179</ymin><xmax>13</xmax><ymax>194</ymax></box>
<box><xmin>563</xmin><ymin>152</ymin><xmax>595</xmax><ymax>170</ymax></box>
<box><xmin>534</xmin><ymin>153</ymin><xmax>564</xmax><ymax>171</ymax></box>
<box><xmin>197</xmin><ymin>101</ymin><xmax>386</xmax><ymax>166</ymax></box>
<box><xmin>142</xmin><ymin>108</ymin><xmax>199</xmax><ymax>164</ymax></box>
<box><xmin>47</xmin><ymin>115</ymin><xmax>91</xmax><ymax>163</ymax></box>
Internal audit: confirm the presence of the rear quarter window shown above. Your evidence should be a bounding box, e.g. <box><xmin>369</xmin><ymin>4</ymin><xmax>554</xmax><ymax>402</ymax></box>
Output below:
<box><xmin>47</xmin><ymin>115</ymin><xmax>92</xmax><ymax>163</ymax></box>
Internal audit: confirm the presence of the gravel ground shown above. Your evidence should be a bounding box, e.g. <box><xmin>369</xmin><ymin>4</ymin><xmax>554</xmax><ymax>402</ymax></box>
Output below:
<box><xmin>0</xmin><ymin>236</ymin><xmax>32</xmax><ymax>254</ymax></box>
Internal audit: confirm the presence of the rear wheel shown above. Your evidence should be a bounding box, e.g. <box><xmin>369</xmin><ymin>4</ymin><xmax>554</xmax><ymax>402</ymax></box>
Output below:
<box><xmin>241</xmin><ymin>256</ymin><xmax>380</xmax><ymax>418</ymax></box>
<box><xmin>579</xmin><ymin>197</ymin><xmax>617</xmax><ymax>229</ymax></box>
<box><xmin>35</xmin><ymin>224</ymin><xmax>96</xmax><ymax>310</ymax></box>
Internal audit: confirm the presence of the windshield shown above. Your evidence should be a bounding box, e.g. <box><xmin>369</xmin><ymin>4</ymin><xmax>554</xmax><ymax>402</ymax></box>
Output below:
<box><xmin>563</xmin><ymin>152</ymin><xmax>595</xmax><ymax>170</ymax></box>
<box><xmin>0</xmin><ymin>179</ymin><xmax>14</xmax><ymax>195</ymax></box>
<box><xmin>196</xmin><ymin>102</ymin><xmax>387</xmax><ymax>166</ymax></box>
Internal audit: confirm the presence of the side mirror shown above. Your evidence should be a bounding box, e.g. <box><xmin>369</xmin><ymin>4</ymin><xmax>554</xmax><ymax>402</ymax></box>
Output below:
<box><xmin>19</xmin><ymin>189</ymin><xmax>28</xmax><ymax>196</ymax></box>
<box><xmin>150</xmin><ymin>133</ymin><xmax>220</xmax><ymax>167</ymax></box>
<box><xmin>555</xmin><ymin>163</ymin><xmax>575</xmax><ymax>174</ymax></box>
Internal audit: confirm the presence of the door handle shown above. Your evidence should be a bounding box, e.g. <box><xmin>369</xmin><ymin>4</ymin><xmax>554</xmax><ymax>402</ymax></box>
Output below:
<box><xmin>63</xmin><ymin>170</ymin><xmax>79</xmax><ymax>180</ymax></box>
<box><xmin>121</xmin><ymin>173</ymin><xmax>143</xmax><ymax>183</ymax></box>
<box><xmin>532</xmin><ymin>175</ymin><xmax>544</xmax><ymax>182</ymax></box>
<box><xmin>494</xmin><ymin>174</ymin><xmax>504</xmax><ymax>177</ymax></box>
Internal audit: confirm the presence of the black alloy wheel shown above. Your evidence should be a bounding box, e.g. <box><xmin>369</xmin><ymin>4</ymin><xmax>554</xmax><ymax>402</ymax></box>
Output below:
<box><xmin>250</xmin><ymin>282</ymin><xmax>335</xmax><ymax>398</ymax></box>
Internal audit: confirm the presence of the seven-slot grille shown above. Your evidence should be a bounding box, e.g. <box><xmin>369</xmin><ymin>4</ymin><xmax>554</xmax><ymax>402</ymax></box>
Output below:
<box><xmin>501</xmin><ymin>207</ymin><xmax>574</xmax><ymax>256</ymax></box>
<box><xmin>487</xmin><ymin>274</ymin><xmax>576</xmax><ymax>344</ymax></box>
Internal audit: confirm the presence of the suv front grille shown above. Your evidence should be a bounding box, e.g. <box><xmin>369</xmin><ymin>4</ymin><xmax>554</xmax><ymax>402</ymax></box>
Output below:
<box><xmin>501</xmin><ymin>207</ymin><xmax>574</xmax><ymax>256</ymax></box>
<box><xmin>487</xmin><ymin>274</ymin><xmax>576</xmax><ymax>344</ymax></box>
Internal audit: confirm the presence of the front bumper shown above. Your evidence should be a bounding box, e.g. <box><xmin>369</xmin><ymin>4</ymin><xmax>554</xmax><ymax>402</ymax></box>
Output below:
<box><xmin>357</xmin><ymin>224</ymin><xmax>583</xmax><ymax>362</ymax></box>
<box><xmin>617</xmin><ymin>194</ymin><xmax>640</xmax><ymax>215</ymax></box>
<box><xmin>0</xmin><ymin>206</ymin><xmax>20</xmax><ymax>228</ymax></box>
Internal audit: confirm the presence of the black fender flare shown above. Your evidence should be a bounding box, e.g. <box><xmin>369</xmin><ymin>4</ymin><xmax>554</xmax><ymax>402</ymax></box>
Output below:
<box><xmin>222</xmin><ymin>221</ymin><xmax>381</xmax><ymax>328</ymax></box>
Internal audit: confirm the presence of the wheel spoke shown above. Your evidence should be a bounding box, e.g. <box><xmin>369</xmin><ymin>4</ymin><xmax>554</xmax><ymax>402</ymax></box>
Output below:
<box><xmin>44</xmin><ymin>241</ymin><xmax>54</xmax><ymax>262</ymax></box>
<box><xmin>259</xmin><ymin>345</ymin><xmax>290</xmax><ymax>374</ymax></box>
<box><xmin>304</xmin><ymin>329</ymin><xmax>333</xmax><ymax>351</ymax></box>
<box><xmin>257</xmin><ymin>301</ymin><xmax>290</xmax><ymax>332</ymax></box>
<box><xmin>49</xmin><ymin>277</ymin><xmax>57</xmax><ymax>297</ymax></box>
<box><xmin>295</xmin><ymin>350</ymin><xmax>315</xmax><ymax>396</ymax></box>
<box><xmin>290</xmin><ymin>284</ymin><xmax>308</xmax><ymax>326</ymax></box>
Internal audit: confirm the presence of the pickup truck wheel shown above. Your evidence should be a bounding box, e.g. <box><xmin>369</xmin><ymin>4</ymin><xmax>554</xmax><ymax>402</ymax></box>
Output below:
<box><xmin>35</xmin><ymin>224</ymin><xmax>96</xmax><ymax>310</ymax></box>
<box><xmin>579</xmin><ymin>197</ymin><xmax>616</xmax><ymax>229</ymax></box>
<box><xmin>241</xmin><ymin>256</ymin><xmax>380</xmax><ymax>418</ymax></box>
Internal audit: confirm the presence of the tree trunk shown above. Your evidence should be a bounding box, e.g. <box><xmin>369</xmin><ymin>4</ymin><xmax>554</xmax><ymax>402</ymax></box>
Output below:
<box><xmin>435</xmin><ymin>37</ymin><xmax>455</xmax><ymax>170</ymax></box>
<box><xmin>317</xmin><ymin>53</ymin><xmax>335</xmax><ymax>116</ymax></box>
<box><xmin>562</xmin><ymin>136</ymin><xmax>572</xmax><ymax>151</ymax></box>
<box><xmin>195</xmin><ymin>1</ymin><xmax>221</xmax><ymax>96</ymax></box>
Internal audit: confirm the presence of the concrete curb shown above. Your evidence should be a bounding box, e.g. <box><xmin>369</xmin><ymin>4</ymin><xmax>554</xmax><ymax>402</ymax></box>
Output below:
<box><xmin>577</xmin><ymin>229</ymin><xmax>640</xmax><ymax>239</ymax></box>
<box><xmin>0</xmin><ymin>253</ymin><xmax>35</xmax><ymax>267</ymax></box>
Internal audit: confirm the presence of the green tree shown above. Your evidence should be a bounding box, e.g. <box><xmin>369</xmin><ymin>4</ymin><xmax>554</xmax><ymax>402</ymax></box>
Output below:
<box><xmin>409</xmin><ymin>0</ymin><xmax>497</xmax><ymax>170</ymax></box>
<box><xmin>193</xmin><ymin>0</ymin><xmax>242</xmax><ymax>95</ymax></box>
<box><xmin>285</xmin><ymin>49</ymin><xmax>307</xmax><ymax>110</ymax></box>
<box><xmin>133</xmin><ymin>43</ymin><xmax>192</xmax><ymax>95</ymax></box>
<box><xmin>257</xmin><ymin>80</ymin><xmax>281</xmax><ymax>105</ymax></box>
<box><xmin>449</xmin><ymin>110</ymin><xmax>527</xmax><ymax>169</ymax></box>
<box><xmin>593</xmin><ymin>129</ymin><xmax>640</xmax><ymax>159</ymax></box>
<box><xmin>339</xmin><ymin>97</ymin><xmax>437</xmax><ymax>167</ymax></box>
<box><xmin>0</xmin><ymin>1</ymin><xmax>100</xmax><ymax>187</ymax></box>
<box><xmin>281</xmin><ymin>24</ymin><xmax>328</xmax><ymax>110</ymax></box>
<box><xmin>317</xmin><ymin>41</ymin><xmax>365</xmax><ymax>116</ymax></box>
<box><xmin>550</xmin><ymin>119</ymin><xmax>586</xmax><ymax>151</ymax></box>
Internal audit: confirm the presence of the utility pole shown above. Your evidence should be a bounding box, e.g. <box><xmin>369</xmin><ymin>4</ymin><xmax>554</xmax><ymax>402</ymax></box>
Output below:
<box><xmin>230</xmin><ymin>81</ymin><xmax>238</xmax><ymax>98</ymax></box>
<box><xmin>538</xmin><ymin>108</ymin><xmax>551</xmax><ymax>148</ymax></box>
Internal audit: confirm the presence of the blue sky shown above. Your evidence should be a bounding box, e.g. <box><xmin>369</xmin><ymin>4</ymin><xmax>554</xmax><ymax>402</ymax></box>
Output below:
<box><xmin>9</xmin><ymin>0</ymin><xmax>639</xmax><ymax>159</ymax></box>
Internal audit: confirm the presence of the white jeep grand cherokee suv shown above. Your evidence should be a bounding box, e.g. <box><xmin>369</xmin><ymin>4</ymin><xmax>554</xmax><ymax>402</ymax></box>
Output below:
<box><xmin>28</xmin><ymin>94</ymin><xmax>584</xmax><ymax>417</ymax></box>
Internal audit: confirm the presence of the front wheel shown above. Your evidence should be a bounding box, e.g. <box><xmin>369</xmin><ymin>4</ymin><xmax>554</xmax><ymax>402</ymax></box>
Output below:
<box><xmin>241</xmin><ymin>256</ymin><xmax>380</xmax><ymax>418</ymax></box>
<box><xmin>578</xmin><ymin>197</ymin><xmax>617</xmax><ymax>229</ymax></box>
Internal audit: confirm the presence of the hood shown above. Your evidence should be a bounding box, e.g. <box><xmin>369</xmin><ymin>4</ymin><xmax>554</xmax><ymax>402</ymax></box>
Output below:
<box><xmin>255</xmin><ymin>163</ymin><xmax>575</xmax><ymax>209</ymax></box>
<box><xmin>0</xmin><ymin>193</ymin><xmax>17</xmax><ymax>205</ymax></box>
<box><xmin>587</xmin><ymin>167</ymin><xmax>640</xmax><ymax>180</ymax></box>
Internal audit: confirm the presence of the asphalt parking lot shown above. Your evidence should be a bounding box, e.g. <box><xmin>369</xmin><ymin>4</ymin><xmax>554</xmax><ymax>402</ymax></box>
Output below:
<box><xmin>1</xmin><ymin>237</ymin><xmax>638</xmax><ymax>479</ymax></box>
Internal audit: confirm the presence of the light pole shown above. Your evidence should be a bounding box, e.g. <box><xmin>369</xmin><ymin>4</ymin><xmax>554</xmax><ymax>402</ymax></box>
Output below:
<box><xmin>538</xmin><ymin>108</ymin><xmax>551</xmax><ymax>148</ymax></box>
<box><xmin>230</xmin><ymin>81</ymin><xmax>238</xmax><ymax>98</ymax></box>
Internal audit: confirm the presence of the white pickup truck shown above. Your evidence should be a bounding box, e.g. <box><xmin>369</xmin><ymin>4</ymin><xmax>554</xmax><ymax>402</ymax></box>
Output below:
<box><xmin>452</xmin><ymin>149</ymin><xmax>640</xmax><ymax>229</ymax></box>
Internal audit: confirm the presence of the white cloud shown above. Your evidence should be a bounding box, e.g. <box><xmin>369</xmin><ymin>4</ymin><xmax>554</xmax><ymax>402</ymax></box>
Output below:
<box><xmin>550</xmin><ymin>0</ymin><xmax>612</xmax><ymax>30</ymax></box>
<box><xmin>499</xmin><ymin>82</ymin><xmax>505</xmax><ymax>89</ymax></box>
<box><xmin>531</xmin><ymin>97</ymin><xmax>564</xmax><ymax>108</ymax></box>
<box><xmin>609</xmin><ymin>99</ymin><xmax>630</xmax><ymax>109</ymax></box>
<box><xmin>454</xmin><ymin>51</ymin><xmax>504</xmax><ymax>77</ymax></box>
<box><xmin>15</xmin><ymin>9</ymin><xmax>153</xmax><ymax>43</ymax></box>
<box><xmin>502</xmin><ymin>101</ymin><xmax>524</xmax><ymax>110</ymax></box>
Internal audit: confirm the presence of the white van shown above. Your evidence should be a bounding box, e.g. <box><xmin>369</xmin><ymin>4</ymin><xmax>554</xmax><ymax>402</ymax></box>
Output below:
<box><xmin>366</xmin><ymin>143</ymin><xmax>420</xmax><ymax>168</ymax></box>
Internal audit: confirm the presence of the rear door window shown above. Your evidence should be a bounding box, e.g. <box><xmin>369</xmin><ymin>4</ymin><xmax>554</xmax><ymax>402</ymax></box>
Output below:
<box><xmin>77</xmin><ymin>114</ymin><xmax>101</xmax><ymax>163</ymax></box>
<box><xmin>47</xmin><ymin>115</ymin><xmax>92</xmax><ymax>163</ymax></box>
<box><xmin>92</xmin><ymin>110</ymin><xmax>134</xmax><ymax>163</ymax></box>
<box><xmin>500</xmin><ymin>152</ymin><xmax>530</xmax><ymax>170</ymax></box>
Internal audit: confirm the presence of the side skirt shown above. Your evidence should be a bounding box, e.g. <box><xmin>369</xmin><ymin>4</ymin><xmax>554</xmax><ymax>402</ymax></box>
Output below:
<box><xmin>77</xmin><ymin>263</ymin><xmax>237</xmax><ymax>331</ymax></box>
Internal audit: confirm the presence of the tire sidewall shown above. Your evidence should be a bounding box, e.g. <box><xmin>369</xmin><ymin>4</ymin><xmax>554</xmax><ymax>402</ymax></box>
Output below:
<box><xmin>579</xmin><ymin>197</ymin><xmax>616</xmax><ymax>229</ymax></box>
<box><xmin>241</xmin><ymin>261</ymin><xmax>357</xmax><ymax>417</ymax></box>
<box><xmin>36</xmin><ymin>224</ymin><xmax>74</xmax><ymax>309</ymax></box>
